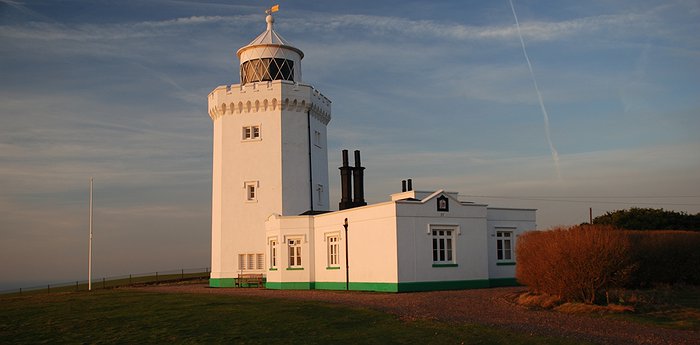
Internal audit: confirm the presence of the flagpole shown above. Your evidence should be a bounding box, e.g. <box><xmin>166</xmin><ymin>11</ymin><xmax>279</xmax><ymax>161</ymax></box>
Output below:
<box><xmin>88</xmin><ymin>177</ymin><xmax>93</xmax><ymax>291</ymax></box>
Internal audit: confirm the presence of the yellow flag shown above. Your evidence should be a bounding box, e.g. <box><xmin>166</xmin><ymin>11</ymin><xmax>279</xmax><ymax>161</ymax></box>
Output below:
<box><xmin>270</xmin><ymin>4</ymin><xmax>279</xmax><ymax>13</ymax></box>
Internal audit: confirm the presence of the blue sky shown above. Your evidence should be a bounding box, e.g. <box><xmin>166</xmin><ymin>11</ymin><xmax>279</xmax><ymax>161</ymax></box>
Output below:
<box><xmin>1</xmin><ymin>0</ymin><xmax>699</xmax><ymax>289</ymax></box>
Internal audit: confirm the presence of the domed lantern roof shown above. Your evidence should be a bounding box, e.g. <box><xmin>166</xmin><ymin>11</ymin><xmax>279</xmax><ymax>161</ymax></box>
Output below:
<box><xmin>236</xmin><ymin>10</ymin><xmax>304</xmax><ymax>84</ymax></box>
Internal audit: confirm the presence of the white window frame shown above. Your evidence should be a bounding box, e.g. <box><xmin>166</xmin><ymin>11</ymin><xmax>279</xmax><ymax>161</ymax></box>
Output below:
<box><xmin>242</xmin><ymin>125</ymin><xmax>261</xmax><ymax>141</ymax></box>
<box><xmin>431</xmin><ymin>227</ymin><xmax>455</xmax><ymax>264</ymax></box>
<box><xmin>239</xmin><ymin>252</ymin><xmax>264</xmax><ymax>271</ymax></box>
<box><xmin>326</xmin><ymin>234</ymin><xmax>340</xmax><ymax>268</ymax></box>
<box><xmin>316</xmin><ymin>184</ymin><xmax>324</xmax><ymax>206</ymax></box>
<box><xmin>313</xmin><ymin>130</ymin><xmax>322</xmax><ymax>148</ymax></box>
<box><xmin>244</xmin><ymin>181</ymin><xmax>258</xmax><ymax>202</ymax></box>
<box><xmin>269</xmin><ymin>239</ymin><xmax>277</xmax><ymax>269</ymax></box>
<box><xmin>496</xmin><ymin>230</ymin><xmax>514</xmax><ymax>262</ymax></box>
<box><xmin>288</xmin><ymin>238</ymin><xmax>302</xmax><ymax>268</ymax></box>
<box><xmin>238</xmin><ymin>254</ymin><xmax>246</xmax><ymax>271</ymax></box>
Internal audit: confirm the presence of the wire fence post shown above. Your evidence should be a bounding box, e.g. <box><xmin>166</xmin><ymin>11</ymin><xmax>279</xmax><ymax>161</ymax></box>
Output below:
<box><xmin>181</xmin><ymin>269</ymin><xmax>184</xmax><ymax>280</ymax></box>
<box><xmin>76</xmin><ymin>281</ymin><xmax>79</xmax><ymax>292</ymax></box>
<box><xmin>102</xmin><ymin>277</ymin><xmax>105</xmax><ymax>289</ymax></box>
<box><xmin>156</xmin><ymin>272</ymin><xmax>158</xmax><ymax>283</ymax></box>
<box><xmin>47</xmin><ymin>284</ymin><xmax>50</xmax><ymax>294</ymax></box>
<box><xmin>129</xmin><ymin>274</ymin><xmax>132</xmax><ymax>286</ymax></box>
<box><xmin>19</xmin><ymin>288</ymin><xmax>22</xmax><ymax>295</ymax></box>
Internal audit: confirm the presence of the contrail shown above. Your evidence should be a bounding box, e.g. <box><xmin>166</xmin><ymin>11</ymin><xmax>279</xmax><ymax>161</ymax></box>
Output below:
<box><xmin>509</xmin><ymin>0</ymin><xmax>561</xmax><ymax>181</ymax></box>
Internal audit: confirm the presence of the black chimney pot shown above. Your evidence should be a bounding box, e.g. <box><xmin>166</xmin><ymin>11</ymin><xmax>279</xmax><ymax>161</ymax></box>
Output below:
<box><xmin>352</xmin><ymin>150</ymin><xmax>367</xmax><ymax>207</ymax></box>
<box><xmin>339</xmin><ymin>150</ymin><xmax>353</xmax><ymax>210</ymax></box>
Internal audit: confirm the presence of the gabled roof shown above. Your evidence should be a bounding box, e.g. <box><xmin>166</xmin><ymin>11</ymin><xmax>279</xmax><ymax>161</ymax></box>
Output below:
<box><xmin>395</xmin><ymin>189</ymin><xmax>488</xmax><ymax>207</ymax></box>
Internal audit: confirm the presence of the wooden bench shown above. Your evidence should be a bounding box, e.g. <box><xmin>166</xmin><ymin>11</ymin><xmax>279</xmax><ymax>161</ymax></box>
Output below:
<box><xmin>236</xmin><ymin>273</ymin><xmax>264</xmax><ymax>288</ymax></box>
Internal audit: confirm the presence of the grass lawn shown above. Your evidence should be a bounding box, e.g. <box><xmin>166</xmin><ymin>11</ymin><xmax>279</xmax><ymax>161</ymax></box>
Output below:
<box><xmin>608</xmin><ymin>286</ymin><xmax>700</xmax><ymax>330</ymax></box>
<box><xmin>0</xmin><ymin>289</ymin><xmax>589</xmax><ymax>344</ymax></box>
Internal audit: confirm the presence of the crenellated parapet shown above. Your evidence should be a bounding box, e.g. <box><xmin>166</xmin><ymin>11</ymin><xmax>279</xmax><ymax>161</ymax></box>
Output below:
<box><xmin>208</xmin><ymin>80</ymin><xmax>331</xmax><ymax>124</ymax></box>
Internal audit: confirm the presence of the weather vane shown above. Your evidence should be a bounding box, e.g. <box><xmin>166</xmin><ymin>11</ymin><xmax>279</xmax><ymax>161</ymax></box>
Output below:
<box><xmin>265</xmin><ymin>4</ymin><xmax>279</xmax><ymax>15</ymax></box>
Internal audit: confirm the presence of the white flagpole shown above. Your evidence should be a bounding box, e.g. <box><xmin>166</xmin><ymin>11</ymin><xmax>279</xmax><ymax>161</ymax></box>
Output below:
<box><xmin>88</xmin><ymin>177</ymin><xmax>93</xmax><ymax>291</ymax></box>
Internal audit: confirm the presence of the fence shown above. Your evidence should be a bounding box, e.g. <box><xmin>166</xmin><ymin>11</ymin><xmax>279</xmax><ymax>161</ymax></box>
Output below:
<box><xmin>0</xmin><ymin>267</ymin><xmax>210</xmax><ymax>297</ymax></box>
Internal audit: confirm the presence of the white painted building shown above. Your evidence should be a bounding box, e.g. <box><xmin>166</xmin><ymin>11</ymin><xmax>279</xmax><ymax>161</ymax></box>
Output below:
<box><xmin>207</xmin><ymin>12</ymin><xmax>535</xmax><ymax>291</ymax></box>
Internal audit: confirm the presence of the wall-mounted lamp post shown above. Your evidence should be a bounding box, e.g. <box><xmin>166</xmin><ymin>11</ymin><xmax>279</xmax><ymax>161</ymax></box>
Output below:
<box><xmin>344</xmin><ymin>218</ymin><xmax>349</xmax><ymax>291</ymax></box>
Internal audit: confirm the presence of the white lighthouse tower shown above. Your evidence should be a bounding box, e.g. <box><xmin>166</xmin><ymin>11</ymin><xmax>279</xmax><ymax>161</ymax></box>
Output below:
<box><xmin>207</xmin><ymin>10</ymin><xmax>332</xmax><ymax>287</ymax></box>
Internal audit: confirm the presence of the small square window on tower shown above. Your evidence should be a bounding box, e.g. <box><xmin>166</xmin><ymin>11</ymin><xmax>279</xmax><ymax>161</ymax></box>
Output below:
<box><xmin>242</xmin><ymin>125</ymin><xmax>261</xmax><ymax>140</ymax></box>
<box><xmin>244</xmin><ymin>181</ymin><xmax>258</xmax><ymax>201</ymax></box>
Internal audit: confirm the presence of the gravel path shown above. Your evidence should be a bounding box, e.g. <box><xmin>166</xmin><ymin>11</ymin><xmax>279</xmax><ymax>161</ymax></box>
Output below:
<box><xmin>133</xmin><ymin>284</ymin><xmax>699</xmax><ymax>345</ymax></box>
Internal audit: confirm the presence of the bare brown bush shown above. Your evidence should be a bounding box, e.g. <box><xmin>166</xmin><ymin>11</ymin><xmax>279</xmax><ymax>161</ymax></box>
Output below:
<box><xmin>517</xmin><ymin>225</ymin><xmax>634</xmax><ymax>304</ymax></box>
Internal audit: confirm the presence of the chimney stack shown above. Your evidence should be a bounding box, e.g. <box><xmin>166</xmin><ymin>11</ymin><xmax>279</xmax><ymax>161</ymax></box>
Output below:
<box><xmin>352</xmin><ymin>150</ymin><xmax>367</xmax><ymax>207</ymax></box>
<box><xmin>339</xmin><ymin>150</ymin><xmax>353</xmax><ymax>210</ymax></box>
<box><xmin>401</xmin><ymin>180</ymin><xmax>407</xmax><ymax>192</ymax></box>
<box><xmin>407</xmin><ymin>178</ymin><xmax>413</xmax><ymax>191</ymax></box>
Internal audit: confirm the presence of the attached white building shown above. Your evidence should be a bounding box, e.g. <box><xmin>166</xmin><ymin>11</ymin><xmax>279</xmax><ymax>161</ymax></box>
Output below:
<box><xmin>207</xmin><ymin>12</ymin><xmax>536</xmax><ymax>292</ymax></box>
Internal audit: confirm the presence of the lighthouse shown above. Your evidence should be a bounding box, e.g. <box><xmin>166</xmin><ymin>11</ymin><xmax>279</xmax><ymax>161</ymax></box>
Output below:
<box><xmin>207</xmin><ymin>10</ymin><xmax>332</xmax><ymax>287</ymax></box>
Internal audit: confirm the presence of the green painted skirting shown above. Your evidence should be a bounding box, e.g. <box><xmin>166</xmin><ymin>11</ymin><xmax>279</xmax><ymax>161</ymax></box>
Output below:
<box><xmin>270</xmin><ymin>279</ymin><xmax>501</xmax><ymax>292</ymax></box>
<box><xmin>209</xmin><ymin>278</ymin><xmax>235</xmax><ymax>288</ymax></box>
<box><xmin>220</xmin><ymin>278</ymin><xmax>520</xmax><ymax>291</ymax></box>
<box><xmin>265</xmin><ymin>282</ymin><xmax>314</xmax><ymax>290</ymax></box>
<box><xmin>326</xmin><ymin>266</ymin><xmax>341</xmax><ymax>270</ymax></box>
<box><xmin>210</xmin><ymin>277</ymin><xmax>269</xmax><ymax>288</ymax></box>
<box><xmin>489</xmin><ymin>278</ymin><xmax>520</xmax><ymax>287</ymax></box>
<box><xmin>285</xmin><ymin>267</ymin><xmax>304</xmax><ymax>271</ymax></box>
<box><xmin>398</xmin><ymin>279</ymin><xmax>490</xmax><ymax>292</ymax></box>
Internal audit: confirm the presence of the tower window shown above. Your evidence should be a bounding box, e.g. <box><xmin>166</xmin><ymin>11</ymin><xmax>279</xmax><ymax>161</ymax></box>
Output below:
<box><xmin>313</xmin><ymin>130</ymin><xmax>322</xmax><ymax>148</ymax></box>
<box><xmin>244</xmin><ymin>181</ymin><xmax>258</xmax><ymax>201</ymax></box>
<box><xmin>243</xmin><ymin>125</ymin><xmax>261</xmax><ymax>140</ymax></box>
<box><xmin>316</xmin><ymin>184</ymin><xmax>323</xmax><ymax>206</ymax></box>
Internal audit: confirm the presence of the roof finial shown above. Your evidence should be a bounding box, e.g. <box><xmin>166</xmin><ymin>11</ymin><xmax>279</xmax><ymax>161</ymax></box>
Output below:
<box><xmin>265</xmin><ymin>4</ymin><xmax>279</xmax><ymax>31</ymax></box>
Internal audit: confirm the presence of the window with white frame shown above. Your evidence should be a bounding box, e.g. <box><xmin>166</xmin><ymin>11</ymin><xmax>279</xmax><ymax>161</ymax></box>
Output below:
<box><xmin>327</xmin><ymin>235</ymin><xmax>339</xmax><ymax>267</ymax></box>
<box><xmin>244</xmin><ymin>181</ymin><xmax>257</xmax><ymax>201</ymax></box>
<box><xmin>288</xmin><ymin>238</ymin><xmax>302</xmax><ymax>268</ymax></box>
<box><xmin>242</xmin><ymin>125</ymin><xmax>261</xmax><ymax>140</ymax></box>
<box><xmin>269</xmin><ymin>240</ymin><xmax>277</xmax><ymax>269</ymax></box>
<box><xmin>496</xmin><ymin>231</ymin><xmax>514</xmax><ymax>261</ymax></box>
<box><xmin>313</xmin><ymin>130</ymin><xmax>322</xmax><ymax>147</ymax></box>
<box><xmin>432</xmin><ymin>228</ymin><xmax>454</xmax><ymax>263</ymax></box>
<box><xmin>316</xmin><ymin>184</ymin><xmax>324</xmax><ymax>206</ymax></box>
<box><xmin>239</xmin><ymin>253</ymin><xmax>264</xmax><ymax>270</ymax></box>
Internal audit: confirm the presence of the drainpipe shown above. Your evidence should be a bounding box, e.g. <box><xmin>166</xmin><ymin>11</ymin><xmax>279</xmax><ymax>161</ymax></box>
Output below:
<box><xmin>344</xmin><ymin>218</ymin><xmax>349</xmax><ymax>291</ymax></box>
<box><xmin>307</xmin><ymin>110</ymin><xmax>314</xmax><ymax>212</ymax></box>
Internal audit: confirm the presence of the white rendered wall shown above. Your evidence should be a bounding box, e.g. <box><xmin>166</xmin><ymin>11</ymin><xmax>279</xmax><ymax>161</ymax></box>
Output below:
<box><xmin>265</xmin><ymin>202</ymin><xmax>399</xmax><ymax>286</ymax></box>
<box><xmin>395</xmin><ymin>198</ymin><xmax>489</xmax><ymax>284</ymax></box>
<box><xmin>208</xmin><ymin>80</ymin><xmax>331</xmax><ymax>279</ymax></box>
<box><xmin>486</xmin><ymin>208</ymin><xmax>537</xmax><ymax>280</ymax></box>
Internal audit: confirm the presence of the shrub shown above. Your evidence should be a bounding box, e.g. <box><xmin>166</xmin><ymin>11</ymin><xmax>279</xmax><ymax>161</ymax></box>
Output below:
<box><xmin>593</xmin><ymin>208</ymin><xmax>700</xmax><ymax>231</ymax></box>
<box><xmin>516</xmin><ymin>225</ymin><xmax>634</xmax><ymax>304</ymax></box>
<box><xmin>626</xmin><ymin>230</ymin><xmax>700</xmax><ymax>287</ymax></box>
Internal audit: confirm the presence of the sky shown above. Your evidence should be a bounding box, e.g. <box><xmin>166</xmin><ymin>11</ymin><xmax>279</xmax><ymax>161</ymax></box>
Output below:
<box><xmin>1</xmin><ymin>0</ymin><xmax>699</xmax><ymax>290</ymax></box>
